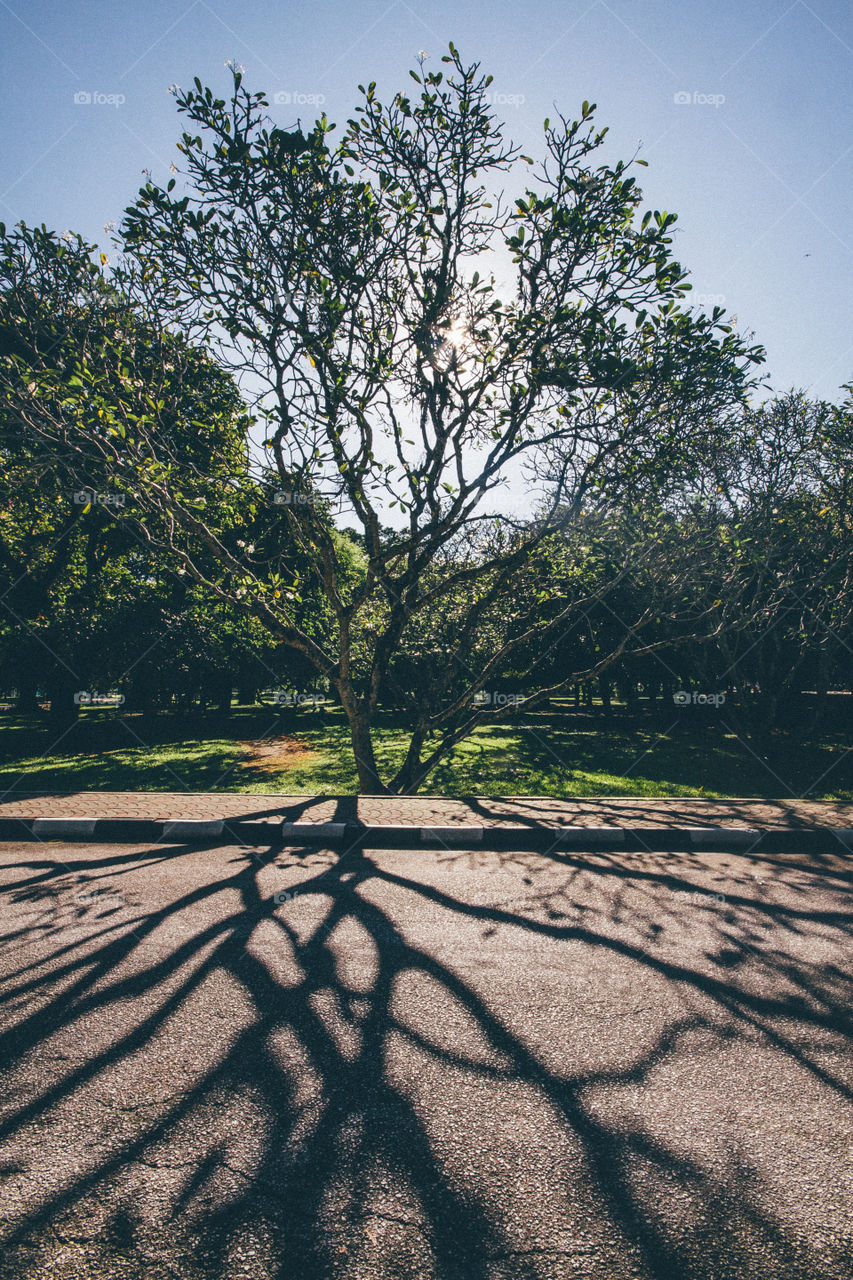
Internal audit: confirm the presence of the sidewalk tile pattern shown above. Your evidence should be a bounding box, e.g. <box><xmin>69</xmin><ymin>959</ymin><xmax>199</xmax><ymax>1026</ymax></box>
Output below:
<box><xmin>1</xmin><ymin>791</ymin><xmax>852</xmax><ymax>829</ymax></box>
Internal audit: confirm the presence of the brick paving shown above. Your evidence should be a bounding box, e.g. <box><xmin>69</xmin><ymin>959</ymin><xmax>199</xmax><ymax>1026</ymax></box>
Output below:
<box><xmin>0</xmin><ymin>789</ymin><xmax>851</xmax><ymax>829</ymax></box>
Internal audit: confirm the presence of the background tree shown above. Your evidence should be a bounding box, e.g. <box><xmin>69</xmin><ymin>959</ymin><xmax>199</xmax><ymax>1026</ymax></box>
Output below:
<box><xmin>0</xmin><ymin>222</ymin><xmax>290</xmax><ymax>716</ymax></box>
<box><xmin>694</xmin><ymin>390</ymin><xmax>852</xmax><ymax>747</ymax></box>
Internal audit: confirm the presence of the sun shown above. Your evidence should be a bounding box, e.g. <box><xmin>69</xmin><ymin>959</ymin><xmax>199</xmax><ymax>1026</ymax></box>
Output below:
<box><xmin>443</xmin><ymin>314</ymin><xmax>471</xmax><ymax>351</ymax></box>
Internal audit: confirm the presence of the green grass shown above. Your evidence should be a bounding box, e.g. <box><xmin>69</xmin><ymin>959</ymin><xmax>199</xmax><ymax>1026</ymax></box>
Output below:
<box><xmin>0</xmin><ymin>703</ymin><xmax>850</xmax><ymax>798</ymax></box>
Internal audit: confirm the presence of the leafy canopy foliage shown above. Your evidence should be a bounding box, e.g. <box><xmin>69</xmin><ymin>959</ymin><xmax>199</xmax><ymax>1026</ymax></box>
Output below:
<box><xmin>58</xmin><ymin>47</ymin><xmax>767</xmax><ymax>788</ymax></box>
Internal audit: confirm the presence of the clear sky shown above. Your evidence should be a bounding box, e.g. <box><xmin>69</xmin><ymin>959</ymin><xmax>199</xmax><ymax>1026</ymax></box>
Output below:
<box><xmin>2</xmin><ymin>0</ymin><xmax>852</xmax><ymax>404</ymax></box>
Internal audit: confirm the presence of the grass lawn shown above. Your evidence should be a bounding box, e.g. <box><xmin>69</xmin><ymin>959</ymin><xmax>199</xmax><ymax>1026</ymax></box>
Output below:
<box><xmin>0</xmin><ymin>702</ymin><xmax>849</xmax><ymax>798</ymax></box>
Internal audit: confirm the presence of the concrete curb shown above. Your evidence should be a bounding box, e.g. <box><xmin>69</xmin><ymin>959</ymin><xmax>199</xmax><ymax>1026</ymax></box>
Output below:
<box><xmin>1</xmin><ymin>816</ymin><xmax>852</xmax><ymax>853</ymax></box>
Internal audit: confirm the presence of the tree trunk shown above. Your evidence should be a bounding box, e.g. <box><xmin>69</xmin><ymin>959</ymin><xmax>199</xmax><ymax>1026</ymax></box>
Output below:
<box><xmin>338</xmin><ymin>683</ymin><xmax>388</xmax><ymax>794</ymax></box>
<box><xmin>15</xmin><ymin>676</ymin><xmax>39</xmax><ymax>714</ymax></box>
<box><xmin>349</xmin><ymin>713</ymin><xmax>387</xmax><ymax>794</ymax></box>
<box><xmin>389</xmin><ymin>721</ymin><xmax>430</xmax><ymax>795</ymax></box>
<box><xmin>47</xmin><ymin>674</ymin><xmax>80</xmax><ymax>727</ymax></box>
<box><xmin>127</xmin><ymin>668</ymin><xmax>156</xmax><ymax>713</ymax></box>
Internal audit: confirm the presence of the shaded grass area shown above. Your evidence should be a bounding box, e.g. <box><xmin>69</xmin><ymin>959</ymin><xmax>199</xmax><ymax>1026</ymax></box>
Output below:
<box><xmin>0</xmin><ymin>704</ymin><xmax>850</xmax><ymax>798</ymax></box>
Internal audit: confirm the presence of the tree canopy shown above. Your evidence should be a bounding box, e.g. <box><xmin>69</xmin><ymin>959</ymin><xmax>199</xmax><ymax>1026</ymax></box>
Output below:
<box><xmin>2</xmin><ymin>48</ymin><xmax>785</xmax><ymax>791</ymax></box>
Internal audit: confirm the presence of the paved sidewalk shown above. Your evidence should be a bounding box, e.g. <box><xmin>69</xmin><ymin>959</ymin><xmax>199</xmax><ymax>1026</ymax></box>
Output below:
<box><xmin>1</xmin><ymin>789</ymin><xmax>852</xmax><ymax>829</ymax></box>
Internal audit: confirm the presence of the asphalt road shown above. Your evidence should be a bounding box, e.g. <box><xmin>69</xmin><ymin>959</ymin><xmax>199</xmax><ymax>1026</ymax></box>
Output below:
<box><xmin>0</xmin><ymin>838</ymin><xmax>852</xmax><ymax>1280</ymax></box>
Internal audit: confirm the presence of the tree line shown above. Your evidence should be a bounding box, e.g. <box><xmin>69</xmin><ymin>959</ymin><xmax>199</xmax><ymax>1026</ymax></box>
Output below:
<box><xmin>1</xmin><ymin>45</ymin><xmax>850</xmax><ymax>790</ymax></box>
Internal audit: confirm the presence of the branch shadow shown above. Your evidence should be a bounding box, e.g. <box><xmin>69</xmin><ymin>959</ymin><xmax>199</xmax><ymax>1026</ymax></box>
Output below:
<box><xmin>0</xmin><ymin>836</ymin><xmax>851</xmax><ymax>1279</ymax></box>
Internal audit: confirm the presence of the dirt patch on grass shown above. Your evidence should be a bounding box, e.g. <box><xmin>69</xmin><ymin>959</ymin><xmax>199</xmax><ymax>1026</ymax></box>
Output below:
<box><xmin>238</xmin><ymin>735</ymin><xmax>317</xmax><ymax>773</ymax></box>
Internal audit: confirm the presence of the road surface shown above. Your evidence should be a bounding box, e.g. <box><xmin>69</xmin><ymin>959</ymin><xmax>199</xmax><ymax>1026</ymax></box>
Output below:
<box><xmin>1</xmin><ymin>838</ymin><xmax>852</xmax><ymax>1279</ymax></box>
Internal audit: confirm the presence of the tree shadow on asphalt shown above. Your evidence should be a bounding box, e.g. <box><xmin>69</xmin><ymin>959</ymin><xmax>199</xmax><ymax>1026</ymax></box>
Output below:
<box><xmin>0</xmin><ymin>836</ymin><xmax>852</xmax><ymax>1279</ymax></box>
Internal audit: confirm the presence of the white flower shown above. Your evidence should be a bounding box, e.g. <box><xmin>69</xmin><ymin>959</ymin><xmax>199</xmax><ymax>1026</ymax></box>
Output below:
<box><xmin>418</xmin><ymin>49</ymin><xmax>429</xmax><ymax>59</ymax></box>
<box><xmin>167</xmin><ymin>83</ymin><xmax>180</xmax><ymax>95</ymax></box>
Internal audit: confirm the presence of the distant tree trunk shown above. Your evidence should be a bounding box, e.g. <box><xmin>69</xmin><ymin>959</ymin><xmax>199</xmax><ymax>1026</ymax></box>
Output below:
<box><xmin>204</xmin><ymin>670</ymin><xmax>232</xmax><ymax>714</ymax></box>
<box><xmin>47</xmin><ymin>673</ymin><xmax>80</xmax><ymax>727</ymax></box>
<box><xmin>238</xmin><ymin>681</ymin><xmax>257</xmax><ymax>706</ymax></box>
<box><xmin>599</xmin><ymin>678</ymin><xmax>612</xmax><ymax>717</ymax></box>
<box><xmin>135</xmin><ymin>687</ymin><xmax>154</xmax><ymax>713</ymax></box>
<box><xmin>15</xmin><ymin>676</ymin><xmax>39</xmax><ymax>714</ymax></box>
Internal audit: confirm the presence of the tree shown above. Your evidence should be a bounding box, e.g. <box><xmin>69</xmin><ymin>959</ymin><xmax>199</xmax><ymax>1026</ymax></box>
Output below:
<box><xmin>700</xmin><ymin>390</ymin><xmax>853</xmax><ymax>745</ymax></box>
<box><xmin>0</xmin><ymin>221</ymin><xmax>265</xmax><ymax>718</ymax></box>
<box><xmin>40</xmin><ymin>48</ymin><xmax>765</xmax><ymax>791</ymax></box>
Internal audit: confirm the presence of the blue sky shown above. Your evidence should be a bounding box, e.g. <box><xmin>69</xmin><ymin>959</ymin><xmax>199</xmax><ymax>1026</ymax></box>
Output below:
<box><xmin>2</xmin><ymin>0</ymin><xmax>852</xmax><ymax>403</ymax></box>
